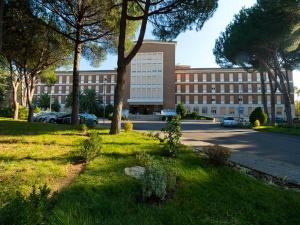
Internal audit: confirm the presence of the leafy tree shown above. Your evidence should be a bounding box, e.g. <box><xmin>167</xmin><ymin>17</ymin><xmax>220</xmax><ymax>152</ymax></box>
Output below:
<box><xmin>37</xmin><ymin>93</ymin><xmax>50</xmax><ymax>110</ymax></box>
<box><xmin>249</xmin><ymin>107</ymin><xmax>268</xmax><ymax>126</ymax></box>
<box><xmin>110</xmin><ymin>0</ymin><xmax>218</xmax><ymax>134</ymax></box>
<box><xmin>214</xmin><ymin>1</ymin><xmax>300</xmax><ymax>126</ymax></box>
<box><xmin>34</xmin><ymin>0</ymin><xmax>134</xmax><ymax>125</ymax></box>
<box><xmin>80</xmin><ymin>89</ymin><xmax>98</xmax><ymax>114</ymax></box>
<box><xmin>176</xmin><ymin>102</ymin><xmax>187</xmax><ymax>118</ymax></box>
<box><xmin>51</xmin><ymin>99</ymin><xmax>60</xmax><ymax>112</ymax></box>
<box><xmin>1</xmin><ymin>1</ymin><xmax>71</xmax><ymax>122</ymax></box>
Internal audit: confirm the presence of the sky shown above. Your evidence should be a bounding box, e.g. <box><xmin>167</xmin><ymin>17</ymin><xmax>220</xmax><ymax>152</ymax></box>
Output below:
<box><xmin>79</xmin><ymin>0</ymin><xmax>300</xmax><ymax>90</ymax></box>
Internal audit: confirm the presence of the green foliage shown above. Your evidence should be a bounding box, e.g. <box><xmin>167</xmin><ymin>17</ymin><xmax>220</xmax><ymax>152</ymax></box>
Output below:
<box><xmin>161</xmin><ymin>116</ymin><xmax>182</xmax><ymax>157</ymax></box>
<box><xmin>78</xmin><ymin>124</ymin><xmax>88</xmax><ymax>135</ymax></box>
<box><xmin>34</xmin><ymin>106</ymin><xmax>41</xmax><ymax>113</ymax></box>
<box><xmin>176</xmin><ymin>102</ymin><xmax>187</xmax><ymax>118</ymax></box>
<box><xmin>0</xmin><ymin>106</ymin><xmax>13</xmax><ymax>117</ymax></box>
<box><xmin>249</xmin><ymin>107</ymin><xmax>268</xmax><ymax>126</ymax></box>
<box><xmin>137</xmin><ymin>153</ymin><xmax>177</xmax><ymax>201</ymax></box>
<box><xmin>124</xmin><ymin>120</ymin><xmax>133</xmax><ymax>132</ymax></box>
<box><xmin>51</xmin><ymin>99</ymin><xmax>61</xmax><ymax>112</ymax></box>
<box><xmin>36</xmin><ymin>93</ymin><xmax>50</xmax><ymax>110</ymax></box>
<box><xmin>19</xmin><ymin>106</ymin><xmax>29</xmax><ymax>120</ymax></box>
<box><xmin>254</xmin><ymin>120</ymin><xmax>261</xmax><ymax>128</ymax></box>
<box><xmin>75</xmin><ymin>132</ymin><xmax>102</xmax><ymax>162</ymax></box>
<box><xmin>205</xmin><ymin>145</ymin><xmax>231</xmax><ymax>166</ymax></box>
<box><xmin>0</xmin><ymin>185</ymin><xmax>50</xmax><ymax>225</ymax></box>
<box><xmin>80</xmin><ymin>89</ymin><xmax>98</xmax><ymax>114</ymax></box>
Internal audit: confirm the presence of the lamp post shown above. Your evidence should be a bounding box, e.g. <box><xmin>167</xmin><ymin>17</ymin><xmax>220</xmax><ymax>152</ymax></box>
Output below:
<box><xmin>103</xmin><ymin>77</ymin><xmax>107</xmax><ymax>124</ymax></box>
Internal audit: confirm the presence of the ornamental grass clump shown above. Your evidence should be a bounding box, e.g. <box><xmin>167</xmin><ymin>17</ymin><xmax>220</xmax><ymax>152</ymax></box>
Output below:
<box><xmin>205</xmin><ymin>145</ymin><xmax>231</xmax><ymax>166</ymax></box>
<box><xmin>124</xmin><ymin>120</ymin><xmax>133</xmax><ymax>132</ymax></box>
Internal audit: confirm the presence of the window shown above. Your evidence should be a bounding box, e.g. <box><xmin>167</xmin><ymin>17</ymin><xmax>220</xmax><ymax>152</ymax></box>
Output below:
<box><xmin>248</xmin><ymin>95</ymin><xmax>253</xmax><ymax>104</ymax></box>
<box><xmin>59</xmin><ymin>76</ymin><xmax>62</xmax><ymax>84</ymax></box>
<box><xmin>58</xmin><ymin>86</ymin><xmax>62</xmax><ymax>94</ymax></box>
<box><xmin>185</xmin><ymin>95</ymin><xmax>190</xmax><ymax>104</ymax></box>
<box><xmin>111</xmin><ymin>85</ymin><xmax>114</xmax><ymax>94</ymax></box>
<box><xmin>185</xmin><ymin>74</ymin><xmax>189</xmax><ymax>82</ymax></box>
<box><xmin>229</xmin><ymin>107</ymin><xmax>235</xmax><ymax>115</ymax></box>
<box><xmin>267</xmin><ymin>95</ymin><xmax>271</xmax><ymax>105</ymax></box>
<box><xmin>230</xmin><ymin>95</ymin><xmax>234</xmax><ymax>104</ymax></box>
<box><xmin>266</xmin><ymin>84</ymin><xmax>271</xmax><ymax>93</ymax></box>
<box><xmin>239</xmin><ymin>84</ymin><xmax>243</xmax><ymax>93</ymax></box>
<box><xmin>239</xmin><ymin>95</ymin><xmax>243</xmax><ymax>104</ymax></box>
<box><xmin>258</xmin><ymin>95</ymin><xmax>262</xmax><ymax>104</ymax></box>
<box><xmin>212</xmin><ymin>95</ymin><xmax>216</xmax><ymax>104</ymax></box>
<box><xmin>257</xmin><ymin>84</ymin><xmax>261</xmax><ymax>92</ymax></box>
<box><xmin>220</xmin><ymin>107</ymin><xmax>226</xmax><ymax>115</ymax></box>
<box><xmin>176</xmin><ymin>95</ymin><xmax>181</xmax><ymax>104</ymax></box>
<box><xmin>211</xmin><ymin>84</ymin><xmax>216</xmax><ymax>93</ymax></box>
<box><xmin>203</xmin><ymin>84</ymin><xmax>207</xmax><ymax>93</ymax></box>
<box><xmin>194</xmin><ymin>74</ymin><xmax>198</xmax><ymax>82</ymax></box>
<box><xmin>203</xmin><ymin>74</ymin><xmax>207</xmax><ymax>82</ymax></box>
<box><xmin>247</xmin><ymin>73</ymin><xmax>252</xmax><ymax>82</ymax></box>
<box><xmin>37</xmin><ymin>86</ymin><xmax>40</xmax><ymax>94</ymax></box>
<box><xmin>110</xmin><ymin>95</ymin><xmax>114</xmax><ymax>104</ymax></box>
<box><xmin>229</xmin><ymin>73</ymin><xmax>233</xmax><ymax>82</ymax></box>
<box><xmin>44</xmin><ymin>86</ymin><xmax>48</xmax><ymax>93</ymax></box>
<box><xmin>221</xmin><ymin>84</ymin><xmax>225</xmax><ymax>93</ymax></box>
<box><xmin>211</xmin><ymin>107</ymin><xmax>217</xmax><ymax>114</ymax></box>
<box><xmin>194</xmin><ymin>84</ymin><xmax>198</xmax><ymax>93</ymax></box>
<box><xmin>88</xmin><ymin>85</ymin><xmax>91</xmax><ymax>90</ymax></box>
<box><xmin>211</xmin><ymin>73</ymin><xmax>215</xmax><ymax>82</ymax></box>
<box><xmin>238</xmin><ymin>73</ymin><xmax>243</xmax><ymax>82</ymax></box>
<box><xmin>277</xmin><ymin>95</ymin><xmax>281</xmax><ymax>104</ymax></box>
<box><xmin>51</xmin><ymin>86</ymin><xmax>54</xmax><ymax>94</ymax></box>
<box><xmin>66</xmin><ymin>86</ymin><xmax>69</xmax><ymax>94</ymax></box>
<box><xmin>276</xmin><ymin>107</ymin><xmax>283</xmax><ymax>116</ymax></box>
<box><xmin>193</xmin><ymin>106</ymin><xmax>199</xmax><ymax>113</ymax></box>
<box><xmin>176</xmin><ymin>74</ymin><xmax>181</xmax><ymax>82</ymax></box>
<box><xmin>203</xmin><ymin>95</ymin><xmax>207</xmax><ymax>104</ymax></box>
<box><xmin>177</xmin><ymin>85</ymin><xmax>181</xmax><ymax>93</ymax></box>
<box><xmin>257</xmin><ymin>73</ymin><xmax>261</xmax><ymax>82</ymax></box>
<box><xmin>248</xmin><ymin>84</ymin><xmax>252</xmax><ymax>93</ymax></box>
<box><xmin>80</xmin><ymin>76</ymin><xmax>84</xmax><ymax>84</ymax></box>
<box><xmin>230</xmin><ymin>84</ymin><xmax>234</xmax><ymax>93</ymax></box>
<box><xmin>202</xmin><ymin>107</ymin><xmax>208</xmax><ymax>114</ymax></box>
<box><xmin>194</xmin><ymin>96</ymin><xmax>198</xmax><ymax>104</ymax></box>
<box><xmin>265</xmin><ymin>73</ymin><xmax>269</xmax><ymax>81</ymax></box>
<box><xmin>58</xmin><ymin>96</ymin><xmax>61</xmax><ymax>104</ymax></box>
<box><xmin>67</xmin><ymin>76</ymin><xmax>70</xmax><ymax>84</ymax></box>
<box><xmin>221</xmin><ymin>95</ymin><xmax>225</xmax><ymax>104</ymax></box>
<box><xmin>185</xmin><ymin>85</ymin><xmax>189</xmax><ymax>93</ymax></box>
<box><xmin>96</xmin><ymin>75</ymin><xmax>99</xmax><ymax>83</ymax></box>
<box><xmin>95</xmin><ymin>86</ymin><xmax>99</xmax><ymax>93</ymax></box>
<box><xmin>220</xmin><ymin>73</ymin><xmax>224</xmax><ymax>82</ymax></box>
<box><xmin>111</xmin><ymin>75</ymin><xmax>115</xmax><ymax>83</ymax></box>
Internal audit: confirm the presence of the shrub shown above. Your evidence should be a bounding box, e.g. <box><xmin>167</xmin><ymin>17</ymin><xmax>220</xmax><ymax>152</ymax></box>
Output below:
<box><xmin>19</xmin><ymin>106</ymin><xmax>29</xmax><ymax>120</ymax></box>
<box><xmin>51</xmin><ymin>99</ymin><xmax>61</xmax><ymax>112</ymax></box>
<box><xmin>254</xmin><ymin>119</ymin><xmax>260</xmax><ymax>127</ymax></box>
<box><xmin>124</xmin><ymin>120</ymin><xmax>133</xmax><ymax>132</ymax></box>
<box><xmin>138</xmin><ymin>153</ymin><xmax>177</xmax><ymax>201</ymax></box>
<box><xmin>78</xmin><ymin>124</ymin><xmax>89</xmax><ymax>135</ymax></box>
<box><xmin>34</xmin><ymin>106</ymin><xmax>41</xmax><ymax>113</ymax></box>
<box><xmin>161</xmin><ymin>116</ymin><xmax>182</xmax><ymax>157</ymax></box>
<box><xmin>75</xmin><ymin>132</ymin><xmax>102</xmax><ymax>162</ymax></box>
<box><xmin>176</xmin><ymin>102</ymin><xmax>187</xmax><ymax>118</ymax></box>
<box><xmin>0</xmin><ymin>107</ymin><xmax>13</xmax><ymax>117</ymax></box>
<box><xmin>249</xmin><ymin>107</ymin><xmax>268</xmax><ymax>126</ymax></box>
<box><xmin>205</xmin><ymin>145</ymin><xmax>231</xmax><ymax>166</ymax></box>
<box><xmin>0</xmin><ymin>185</ymin><xmax>50</xmax><ymax>225</ymax></box>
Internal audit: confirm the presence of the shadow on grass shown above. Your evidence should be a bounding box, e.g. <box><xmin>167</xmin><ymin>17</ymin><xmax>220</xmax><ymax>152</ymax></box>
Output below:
<box><xmin>0</xmin><ymin>155</ymin><xmax>71</xmax><ymax>164</ymax></box>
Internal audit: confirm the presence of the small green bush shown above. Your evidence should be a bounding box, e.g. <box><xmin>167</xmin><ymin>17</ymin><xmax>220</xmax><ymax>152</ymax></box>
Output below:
<box><xmin>34</xmin><ymin>106</ymin><xmax>41</xmax><ymax>113</ymax></box>
<box><xmin>0</xmin><ymin>107</ymin><xmax>13</xmax><ymax>117</ymax></box>
<box><xmin>161</xmin><ymin>116</ymin><xmax>182</xmax><ymax>157</ymax></box>
<box><xmin>0</xmin><ymin>185</ymin><xmax>50</xmax><ymax>225</ymax></box>
<box><xmin>76</xmin><ymin>132</ymin><xmax>102</xmax><ymax>162</ymax></box>
<box><xmin>78</xmin><ymin>124</ymin><xmax>89</xmax><ymax>135</ymax></box>
<box><xmin>249</xmin><ymin>107</ymin><xmax>267</xmax><ymax>126</ymax></box>
<box><xmin>176</xmin><ymin>102</ymin><xmax>187</xmax><ymax>118</ymax></box>
<box><xmin>254</xmin><ymin>119</ymin><xmax>261</xmax><ymax>127</ymax></box>
<box><xmin>205</xmin><ymin>145</ymin><xmax>231</xmax><ymax>166</ymax></box>
<box><xmin>138</xmin><ymin>153</ymin><xmax>177</xmax><ymax>201</ymax></box>
<box><xmin>124</xmin><ymin>120</ymin><xmax>133</xmax><ymax>132</ymax></box>
<box><xmin>19</xmin><ymin>106</ymin><xmax>29</xmax><ymax>120</ymax></box>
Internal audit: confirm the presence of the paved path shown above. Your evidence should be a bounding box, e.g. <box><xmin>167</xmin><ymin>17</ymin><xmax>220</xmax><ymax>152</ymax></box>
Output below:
<box><xmin>132</xmin><ymin>121</ymin><xmax>300</xmax><ymax>184</ymax></box>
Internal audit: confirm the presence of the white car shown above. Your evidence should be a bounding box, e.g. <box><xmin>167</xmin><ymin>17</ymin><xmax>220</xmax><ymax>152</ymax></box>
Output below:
<box><xmin>221</xmin><ymin>117</ymin><xmax>239</xmax><ymax>127</ymax></box>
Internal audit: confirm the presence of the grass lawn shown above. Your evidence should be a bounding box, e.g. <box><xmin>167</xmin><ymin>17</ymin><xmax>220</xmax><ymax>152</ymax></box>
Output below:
<box><xmin>256</xmin><ymin>125</ymin><xmax>300</xmax><ymax>136</ymax></box>
<box><xmin>0</xmin><ymin>118</ymin><xmax>300</xmax><ymax>225</ymax></box>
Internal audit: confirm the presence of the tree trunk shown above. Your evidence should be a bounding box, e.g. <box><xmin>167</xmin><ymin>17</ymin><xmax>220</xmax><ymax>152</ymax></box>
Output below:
<box><xmin>24</xmin><ymin>74</ymin><xmax>35</xmax><ymax>122</ymax></box>
<box><xmin>260</xmin><ymin>72</ymin><xmax>269</xmax><ymax>118</ymax></box>
<box><xmin>268</xmin><ymin>73</ymin><xmax>276</xmax><ymax>126</ymax></box>
<box><xmin>0</xmin><ymin>0</ymin><xmax>4</xmax><ymax>52</ymax></box>
<box><xmin>12</xmin><ymin>83</ymin><xmax>19</xmax><ymax>120</ymax></box>
<box><xmin>71</xmin><ymin>39</ymin><xmax>83</xmax><ymax>125</ymax></box>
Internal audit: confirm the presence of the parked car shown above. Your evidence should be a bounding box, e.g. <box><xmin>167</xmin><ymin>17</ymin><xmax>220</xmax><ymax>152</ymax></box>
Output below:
<box><xmin>221</xmin><ymin>117</ymin><xmax>239</xmax><ymax>127</ymax></box>
<box><xmin>33</xmin><ymin>111</ymin><xmax>49</xmax><ymax>122</ymax></box>
<box><xmin>56</xmin><ymin>113</ymin><xmax>98</xmax><ymax>125</ymax></box>
<box><xmin>41</xmin><ymin>112</ymin><xmax>65</xmax><ymax>123</ymax></box>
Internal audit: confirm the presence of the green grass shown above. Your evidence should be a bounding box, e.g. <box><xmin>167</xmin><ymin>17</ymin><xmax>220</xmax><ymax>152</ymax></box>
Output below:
<box><xmin>0</xmin><ymin>118</ymin><xmax>300</xmax><ymax>225</ymax></box>
<box><xmin>256</xmin><ymin>125</ymin><xmax>300</xmax><ymax>136</ymax></box>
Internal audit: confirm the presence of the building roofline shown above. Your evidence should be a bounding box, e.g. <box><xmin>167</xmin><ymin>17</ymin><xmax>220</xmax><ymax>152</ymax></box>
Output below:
<box><xmin>141</xmin><ymin>39</ymin><xmax>177</xmax><ymax>45</ymax></box>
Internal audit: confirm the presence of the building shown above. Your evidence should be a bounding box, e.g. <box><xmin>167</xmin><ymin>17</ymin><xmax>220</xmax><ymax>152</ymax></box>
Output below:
<box><xmin>34</xmin><ymin>40</ymin><xmax>295</xmax><ymax>119</ymax></box>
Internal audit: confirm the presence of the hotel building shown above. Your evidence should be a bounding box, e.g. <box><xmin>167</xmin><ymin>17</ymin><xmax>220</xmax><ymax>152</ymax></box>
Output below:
<box><xmin>34</xmin><ymin>40</ymin><xmax>295</xmax><ymax>119</ymax></box>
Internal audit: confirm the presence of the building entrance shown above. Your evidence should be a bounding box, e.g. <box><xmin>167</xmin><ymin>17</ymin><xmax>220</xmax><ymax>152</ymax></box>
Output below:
<box><xmin>129</xmin><ymin>105</ymin><xmax>163</xmax><ymax>115</ymax></box>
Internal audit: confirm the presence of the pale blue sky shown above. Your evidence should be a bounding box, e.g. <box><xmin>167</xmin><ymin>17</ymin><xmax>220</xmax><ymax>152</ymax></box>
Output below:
<box><xmin>79</xmin><ymin>0</ymin><xmax>300</xmax><ymax>89</ymax></box>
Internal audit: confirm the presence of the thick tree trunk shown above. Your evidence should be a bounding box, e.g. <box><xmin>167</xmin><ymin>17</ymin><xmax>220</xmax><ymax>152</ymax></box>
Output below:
<box><xmin>25</xmin><ymin>74</ymin><xmax>35</xmax><ymax>122</ymax></box>
<box><xmin>71</xmin><ymin>39</ymin><xmax>83</xmax><ymax>125</ymax></box>
<box><xmin>268</xmin><ymin>74</ymin><xmax>276</xmax><ymax>126</ymax></box>
<box><xmin>260</xmin><ymin>72</ymin><xmax>269</xmax><ymax>117</ymax></box>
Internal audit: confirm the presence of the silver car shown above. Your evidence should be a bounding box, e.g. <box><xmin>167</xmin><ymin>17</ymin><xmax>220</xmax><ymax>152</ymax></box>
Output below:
<box><xmin>221</xmin><ymin>117</ymin><xmax>239</xmax><ymax>127</ymax></box>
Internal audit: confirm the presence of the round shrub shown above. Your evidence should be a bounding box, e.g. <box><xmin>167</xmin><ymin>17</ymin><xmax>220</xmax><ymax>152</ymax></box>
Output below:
<box><xmin>254</xmin><ymin>120</ymin><xmax>260</xmax><ymax>127</ymax></box>
<box><xmin>249</xmin><ymin>107</ymin><xmax>267</xmax><ymax>126</ymax></box>
<box><xmin>124</xmin><ymin>121</ymin><xmax>133</xmax><ymax>132</ymax></box>
<box><xmin>205</xmin><ymin>145</ymin><xmax>231</xmax><ymax>166</ymax></box>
